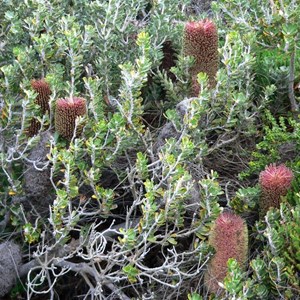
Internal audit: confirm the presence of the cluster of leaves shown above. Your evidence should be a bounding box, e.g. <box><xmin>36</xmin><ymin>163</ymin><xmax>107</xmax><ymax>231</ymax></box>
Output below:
<box><xmin>214</xmin><ymin>0</ymin><xmax>300</xmax><ymax>110</ymax></box>
<box><xmin>212</xmin><ymin>0</ymin><xmax>300</xmax><ymax>299</ymax></box>
<box><xmin>0</xmin><ymin>0</ymin><xmax>299</xmax><ymax>299</ymax></box>
<box><xmin>208</xmin><ymin>193</ymin><xmax>300</xmax><ymax>300</ymax></box>
<box><xmin>1</xmin><ymin>0</ymin><xmax>220</xmax><ymax>299</ymax></box>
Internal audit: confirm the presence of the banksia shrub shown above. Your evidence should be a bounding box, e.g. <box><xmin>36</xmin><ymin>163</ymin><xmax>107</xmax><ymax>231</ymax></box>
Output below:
<box><xmin>55</xmin><ymin>97</ymin><xmax>87</xmax><ymax>140</ymax></box>
<box><xmin>183</xmin><ymin>19</ymin><xmax>218</xmax><ymax>94</ymax></box>
<box><xmin>27</xmin><ymin>79</ymin><xmax>52</xmax><ymax>136</ymax></box>
<box><xmin>204</xmin><ymin>211</ymin><xmax>248</xmax><ymax>295</ymax></box>
<box><xmin>259</xmin><ymin>164</ymin><xmax>293</xmax><ymax>216</ymax></box>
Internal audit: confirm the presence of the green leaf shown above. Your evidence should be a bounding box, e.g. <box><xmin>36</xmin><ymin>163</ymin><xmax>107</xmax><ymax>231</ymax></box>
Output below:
<box><xmin>122</xmin><ymin>264</ymin><xmax>139</xmax><ymax>283</ymax></box>
<box><xmin>188</xmin><ymin>292</ymin><xmax>202</xmax><ymax>300</ymax></box>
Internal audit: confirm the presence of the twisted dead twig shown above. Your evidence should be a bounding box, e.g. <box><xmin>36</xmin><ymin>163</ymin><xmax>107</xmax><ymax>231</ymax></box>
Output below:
<box><xmin>207</xmin><ymin>132</ymin><xmax>240</xmax><ymax>154</ymax></box>
<box><xmin>17</xmin><ymin>220</ymin><xmax>140</xmax><ymax>299</ymax></box>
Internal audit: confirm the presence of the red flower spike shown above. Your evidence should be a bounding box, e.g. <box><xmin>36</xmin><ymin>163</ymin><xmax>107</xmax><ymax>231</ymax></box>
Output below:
<box><xmin>204</xmin><ymin>211</ymin><xmax>248</xmax><ymax>295</ymax></box>
<box><xmin>259</xmin><ymin>164</ymin><xmax>293</xmax><ymax>215</ymax></box>
<box><xmin>183</xmin><ymin>19</ymin><xmax>219</xmax><ymax>92</ymax></box>
<box><xmin>55</xmin><ymin>97</ymin><xmax>87</xmax><ymax>140</ymax></box>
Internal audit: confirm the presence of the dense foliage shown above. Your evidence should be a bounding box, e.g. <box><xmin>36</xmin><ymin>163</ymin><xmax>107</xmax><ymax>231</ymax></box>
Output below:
<box><xmin>0</xmin><ymin>0</ymin><xmax>299</xmax><ymax>299</ymax></box>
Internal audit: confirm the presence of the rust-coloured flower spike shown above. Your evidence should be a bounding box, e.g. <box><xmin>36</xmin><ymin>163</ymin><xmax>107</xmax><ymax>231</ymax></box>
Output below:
<box><xmin>204</xmin><ymin>211</ymin><xmax>248</xmax><ymax>295</ymax></box>
<box><xmin>27</xmin><ymin>118</ymin><xmax>41</xmax><ymax>137</ymax></box>
<box><xmin>160</xmin><ymin>40</ymin><xmax>177</xmax><ymax>81</ymax></box>
<box><xmin>183</xmin><ymin>19</ymin><xmax>218</xmax><ymax>94</ymax></box>
<box><xmin>27</xmin><ymin>79</ymin><xmax>52</xmax><ymax>137</ymax></box>
<box><xmin>31</xmin><ymin>79</ymin><xmax>52</xmax><ymax>114</ymax></box>
<box><xmin>259</xmin><ymin>164</ymin><xmax>293</xmax><ymax>216</ymax></box>
<box><xmin>55</xmin><ymin>97</ymin><xmax>87</xmax><ymax>140</ymax></box>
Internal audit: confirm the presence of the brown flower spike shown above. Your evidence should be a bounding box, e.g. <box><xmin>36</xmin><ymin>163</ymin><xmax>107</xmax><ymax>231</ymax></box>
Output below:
<box><xmin>55</xmin><ymin>97</ymin><xmax>87</xmax><ymax>140</ymax></box>
<box><xmin>27</xmin><ymin>79</ymin><xmax>52</xmax><ymax>136</ymax></box>
<box><xmin>259</xmin><ymin>164</ymin><xmax>293</xmax><ymax>216</ymax></box>
<box><xmin>204</xmin><ymin>211</ymin><xmax>248</xmax><ymax>295</ymax></box>
<box><xmin>183</xmin><ymin>19</ymin><xmax>219</xmax><ymax>94</ymax></box>
<box><xmin>31</xmin><ymin>79</ymin><xmax>52</xmax><ymax>113</ymax></box>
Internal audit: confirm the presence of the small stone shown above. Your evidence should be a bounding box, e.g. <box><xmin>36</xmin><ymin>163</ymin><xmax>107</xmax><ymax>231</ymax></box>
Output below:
<box><xmin>0</xmin><ymin>241</ymin><xmax>22</xmax><ymax>297</ymax></box>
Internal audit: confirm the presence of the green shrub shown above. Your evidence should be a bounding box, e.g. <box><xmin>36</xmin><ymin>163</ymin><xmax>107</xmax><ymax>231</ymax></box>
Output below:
<box><xmin>0</xmin><ymin>0</ymin><xmax>299</xmax><ymax>299</ymax></box>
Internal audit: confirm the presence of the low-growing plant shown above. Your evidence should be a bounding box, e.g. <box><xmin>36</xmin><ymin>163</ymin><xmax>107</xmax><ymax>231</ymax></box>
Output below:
<box><xmin>0</xmin><ymin>0</ymin><xmax>300</xmax><ymax>299</ymax></box>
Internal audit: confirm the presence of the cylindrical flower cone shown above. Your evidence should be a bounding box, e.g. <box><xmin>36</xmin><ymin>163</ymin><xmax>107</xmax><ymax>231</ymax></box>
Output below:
<box><xmin>55</xmin><ymin>97</ymin><xmax>87</xmax><ymax>140</ymax></box>
<box><xmin>259</xmin><ymin>164</ymin><xmax>293</xmax><ymax>216</ymax></box>
<box><xmin>183</xmin><ymin>19</ymin><xmax>218</xmax><ymax>93</ymax></box>
<box><xmin>27</xmin><ymin>118</ymin><xmax>41</xmax><ymax>137</ymax></box>
<box><xmin>31</xmin><ymin>79</ymin><xmax>52</xmax><ymax>114</ymax></box>
<box><xmin>204</xmin><ymin>211</ymin><xmax>248</xmax><ymax>295</ymax></box>
<box><xmin>27</xmin><ymin>79</ymin><xmax>52</xmax><ymax>136</ymax></box>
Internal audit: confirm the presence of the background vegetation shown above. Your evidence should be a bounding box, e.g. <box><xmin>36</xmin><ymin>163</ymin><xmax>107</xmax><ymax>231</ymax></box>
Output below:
<box><xmin>0</xmin><ymin>0</ymin><xmax>299</xmax><ymax>299</ymax></box>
